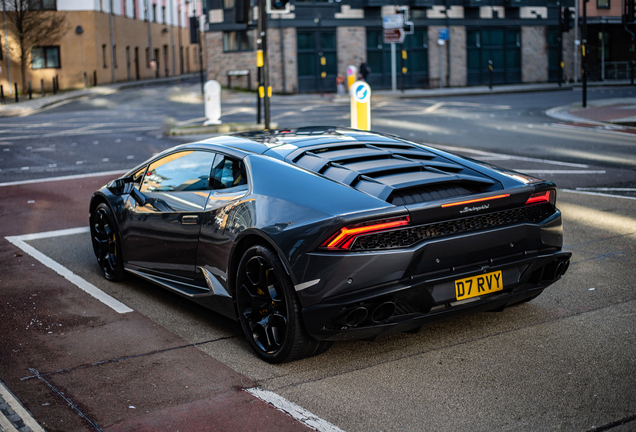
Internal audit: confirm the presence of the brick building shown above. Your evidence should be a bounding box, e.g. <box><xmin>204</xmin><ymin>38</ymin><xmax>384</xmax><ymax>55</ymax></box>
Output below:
<box><xmin>204</xmin><ymin>0</ymin><xmax>580</xmax><ymax>94</ymax></box>
<box><xmin>0</xmin><ymin>0</ymin><xmax>204</xmax><ymax>93</ymax></box>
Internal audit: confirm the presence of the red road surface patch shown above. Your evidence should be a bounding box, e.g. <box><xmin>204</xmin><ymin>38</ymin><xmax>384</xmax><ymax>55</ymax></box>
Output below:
<box><xmin>554</xmin><ymin>122</ymin><xmax>636</xmax><ymax>136</ymax></box>
<box><xmin>0</xmin><ymin>175</ymin><xmax>316</xmax><ymax>432</ymax></box>
<box><xmin>570</xmin><ymin>103</ymin><xmax>636</xmax><ymax>122</ymax></box>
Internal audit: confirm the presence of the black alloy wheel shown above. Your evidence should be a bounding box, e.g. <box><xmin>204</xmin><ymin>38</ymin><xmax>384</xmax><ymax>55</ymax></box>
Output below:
<box><xmin>235</xmin><ymin>245</ymin><xmax>331</xmax><ymax>363</ymax></box>
<box><xmin>91</xmin><ymin>203</ymin><xmax>124</xmax><ymax>281</ymax></box>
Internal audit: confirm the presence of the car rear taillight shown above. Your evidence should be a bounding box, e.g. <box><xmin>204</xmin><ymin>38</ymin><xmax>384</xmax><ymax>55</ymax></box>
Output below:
<box><xmin>441</xmin><ymin>194</ymin><xmax>510</xmax><ymax>208</ymax></box>
<box><xmin>526</xmin><ymin>190</ymin><xmax>552</xmax><ymax>206</ymax></box>
<box><xmin>321</xmin><ymin>216</ymin><xmax>411</xmax><ymax>250</ymax></box>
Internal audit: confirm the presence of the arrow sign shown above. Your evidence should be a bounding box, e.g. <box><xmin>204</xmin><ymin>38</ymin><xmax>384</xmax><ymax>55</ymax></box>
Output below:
<box><xmin>383</xmin><ymin>28</ymin><xmax>405</xmax><ymax>44</ymax></box>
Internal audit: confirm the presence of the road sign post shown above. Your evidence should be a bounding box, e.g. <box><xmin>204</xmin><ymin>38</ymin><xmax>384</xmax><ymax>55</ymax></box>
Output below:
<box><xmin>350</xmin><ymin>81</ymin><xmax>371</xmax><ymax>131</ymax></box>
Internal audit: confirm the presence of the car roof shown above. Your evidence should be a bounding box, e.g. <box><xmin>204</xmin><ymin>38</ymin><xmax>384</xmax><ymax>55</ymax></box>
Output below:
<box><xmin>195</xmin><ymin>127</ymin><xmax>394</xmax><ymax>157</ymax></box>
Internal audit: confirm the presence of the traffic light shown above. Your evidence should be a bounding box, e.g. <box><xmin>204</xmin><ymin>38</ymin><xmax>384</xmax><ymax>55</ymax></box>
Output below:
<box><xmin>235</xmin><ymin>0</ymin><xmax>250</xmax><ymax>24</ymax></box>
<box><xmin>624</xmin><ymin>0</ymin><xmax>635</xmax><ymax>23</ymax></box>
<box><xmin>561</xmin><ymin>7</ymin><xmax>574</xmax><ymax>32</ymax></box>
<box><xmin>266</xmin><ymin>0</ymin><xmax>291</xmax><ymax>13</ymax></box>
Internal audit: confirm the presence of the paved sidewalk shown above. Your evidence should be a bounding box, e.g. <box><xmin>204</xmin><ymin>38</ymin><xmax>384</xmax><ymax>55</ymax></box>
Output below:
<box><xmin>0</xmin><ymin>73</ymin><xmax>201</xmax><ymax>117</ymax></box>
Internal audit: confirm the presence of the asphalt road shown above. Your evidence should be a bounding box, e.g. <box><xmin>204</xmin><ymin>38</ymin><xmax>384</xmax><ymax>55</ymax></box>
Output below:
<box><xmin>1</xmin><ymin>82</ymin><xmax>635</xmax><ymax>431</ymax></box>
<box><xmin>0</xmin><ymin>81</ymin><xmax>635</xmax><ymax>193</ymax></box>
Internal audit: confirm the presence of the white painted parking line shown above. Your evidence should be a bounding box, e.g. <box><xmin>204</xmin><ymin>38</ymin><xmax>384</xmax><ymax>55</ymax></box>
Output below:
<box><xmin>0</xmin><ymin>380</ymin><xmax>46</xmax><ymax>432</ymax></box>
<box><xmin>561</xmin><ymin>189</ymin><xmax>636</xmax><ymax>201</ymax></box>
<box><xmin>246</xmin><ymin>388</ymin><xmax>345</xmax><ymax>432</ymax></box>
<box><xmin>0</xmin><ymin>170</ymin><xmax>125</xmax><ymax>187</ymax></box>
<box><xmin>5</xmin><ymin>227</ymin><xmax>133</xmax><ymax>314</ymax></box>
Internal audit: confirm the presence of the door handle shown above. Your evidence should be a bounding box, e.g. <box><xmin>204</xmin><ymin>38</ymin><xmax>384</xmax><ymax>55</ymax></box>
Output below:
<box><xmin>181</xmin><ymin>215</ymin><xmax>199</xmax><ymax>225</ymax></box>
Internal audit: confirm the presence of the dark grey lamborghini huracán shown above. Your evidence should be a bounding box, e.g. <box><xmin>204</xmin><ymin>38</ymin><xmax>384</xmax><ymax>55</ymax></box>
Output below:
<box><xmin>90</xmin><ymin>127</ymin><xmax>571</xmax><ymax>363</ymax></box>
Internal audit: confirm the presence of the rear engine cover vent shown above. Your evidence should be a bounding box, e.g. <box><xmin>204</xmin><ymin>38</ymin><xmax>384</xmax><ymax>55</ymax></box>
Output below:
<box><xmin>290</xmin><ymin>141</ymin><xmax>500</xmax><ymax>205</ymax></box>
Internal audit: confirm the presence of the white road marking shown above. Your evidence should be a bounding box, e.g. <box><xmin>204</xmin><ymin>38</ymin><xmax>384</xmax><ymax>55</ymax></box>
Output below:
<box><xmin>561</xmin><ymin>189</ymin><xmax>636</xmax><ymax>201</ymax></box>
<box><xmin>6</xmin><ymin>227</ymin><xmax>133</xmax><ymax>314</ymax></box>
<box><xmin>520</xmin><ymin>170</ymin><xmax>606</xmax><ymax>174</ymax></box>
<box><xmin>576</xmin><ymin>188</ymin><xmax>636</xmax><ymax>192</ymax></box>
<box><xmin>0</xmin><ymin>381</ymin><xmax>46</xmax><ymax>432</ymax></box>
<box><xmin>431</xmin><ymin>144</ymin><xmax>590</xmax><ymax>168</ymax></box>
<box><xmin>0</xmin><ymin>170</ymin><xmax>126</xmax><ymax>187</ymax></box>
<box><xmin>246</xmin><ymin>388</ymin><xmax>345</xmax><ymax>432</ymax></box>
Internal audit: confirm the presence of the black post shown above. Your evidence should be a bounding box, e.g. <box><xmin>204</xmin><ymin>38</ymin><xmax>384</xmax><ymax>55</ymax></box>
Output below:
<box><xmin>625</xmin><ymin>25</ymin><xmax>635</xmax><ymax>85</ymax></box>
<box><xmin>488</xmin><ymin>60</ymin><xmax>493</xmax><ymax>89</ymax></box>
<box><xmin>400</xmin><ymin>47</ymin><xmax>405</xmax><ymax>93</ymax></box>
<box><xmin>0</xmin><ymin>85</ymin><xmax>4</xmax><ymax>105</ymax></box>
<box><xmin>53</xmin><ymin>77</ymin><xmax>57</xmax><ymax>94</ymax></box>
<box><xmin>56</xmin><ymin>74</ymin><xmax>59</xmax><ymax>92</ymax></box>
<box><xmin>319</xmin><ymin>56</ymin><xmax>325</xmax><ymax>98</ymax></box>
<box><xmin>257</xmin><ymin>66</ymin><xmax>262</xmax><ymax>124</ymax></box>
<box><xmin>558</xmin><ymin>6</ymin><xmax>563</xmax><ymax>87</ymax></box>
<box><xmin>41</xmin><ymin>79</ymin><xmax>45</xmax><ymax>97</ymax></box>
<box><xmin>582</xmin><ymin>0</ymin><xmax>588</xmax><ymax>107</ymax></box>
<box><xmin>94</xmin><ymin>70</ymin><xmax>97</xmax><ymax>86</ymax></box>
<box><xmin>257</xmin><ymin>0</ymin><xmax>270</xmax><ymax>130</ymax></box>
<box><xmin>14</xmin><ymin>83</ymin><xmax>18</xmax><ymax>103</ymax></box>
<box><xmin>28</xmin><ymin>81</ymin><xmax>32</xmax><ymax>99</ymax></box>
<box><xmin>84</xmin><ymin>71</ymin><xmax>88</xmax><ymax>87</ymax></box>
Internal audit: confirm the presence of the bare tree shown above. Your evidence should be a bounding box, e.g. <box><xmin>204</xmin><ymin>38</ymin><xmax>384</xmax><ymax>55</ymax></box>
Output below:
<box><xmin>3</xmin><ymin>0</ymin><xmax>68</xmax><ymax>91</ymax></box>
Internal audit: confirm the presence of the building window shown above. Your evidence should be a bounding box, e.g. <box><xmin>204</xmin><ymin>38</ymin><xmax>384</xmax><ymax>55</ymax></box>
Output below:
<box><xmin>223</xmin><ymin>31</ymin><xmax>254</xmax><ymax>52</ymax></box>
<box><xmin>132</xmin><ymin>0</ymin><xmax>137</xmax><ymax>18</ymax></box>
<box><xmin>153</xmin><ymin>4</ymin><xmax>157</xmax><ymax>22</ymax></box>
<box><xmin>162</xmin><ymin>6</ymin><xmax>166</xmax><ymax>23</ymax></box>
<box><xmin>597</xmin><ymin>0</ymin><xmax>609</xmax><ymax>7</ymax></box>
<box><xmin>102</xmin><ymin>44</ymin><xmax>108</xmax><ymax>67</ymax></box>
<box><xmin>30</xmin><ymin>0</ymin><xmax>57</xmax><ymax>10</ymax></box>
<box><xmin>224</xmin><ymin>0</ymin><xmax>235</xmax><ymax>8</ymax></box>
<box><xmin>32</xmin><ymin>46</ymin><xmax>60</xmax><ymax>69</ymax></box>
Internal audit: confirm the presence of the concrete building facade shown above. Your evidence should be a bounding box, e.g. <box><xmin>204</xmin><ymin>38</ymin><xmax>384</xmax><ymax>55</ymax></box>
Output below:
<box><xmin>0</xmin><ymin>0</ymin><xmax>204</xmax><ymax>94</ymax></box>
<box><xmin>203</xmin><ymin>0</ymin><xmax>579</xmax><ymax>94</ymax></box>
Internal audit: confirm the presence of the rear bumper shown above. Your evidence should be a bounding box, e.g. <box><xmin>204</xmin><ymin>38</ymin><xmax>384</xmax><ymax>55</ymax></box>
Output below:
<box><xmin>293</xmin><ymin>210</ymin><xmax>570</xmax><ymax>341</ymax></box>
<box><xmin>301</xmin><ymin>250</ymin><xmax>571</xmax><ymax>341</ymax></box>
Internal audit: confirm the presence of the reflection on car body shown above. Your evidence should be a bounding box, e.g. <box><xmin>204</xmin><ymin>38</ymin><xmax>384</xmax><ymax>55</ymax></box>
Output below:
<box><xmin>90</xmin><ymin>127</ymin><xmax>571</xmax><ymax>363</ymax></box>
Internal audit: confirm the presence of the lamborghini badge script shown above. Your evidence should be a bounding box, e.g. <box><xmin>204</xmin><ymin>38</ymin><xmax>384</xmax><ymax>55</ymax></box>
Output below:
<box><xmin>460</xmin><ymin>204</ymin><xmax>490</xmax><ymax>214</ymax></box>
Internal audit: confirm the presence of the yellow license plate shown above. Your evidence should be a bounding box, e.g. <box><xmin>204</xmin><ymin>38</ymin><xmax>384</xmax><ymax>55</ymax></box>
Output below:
<box><xmin>455</xmin><ymin>271</ymin><xmax>503</xmax><ymax>301</ymax></box>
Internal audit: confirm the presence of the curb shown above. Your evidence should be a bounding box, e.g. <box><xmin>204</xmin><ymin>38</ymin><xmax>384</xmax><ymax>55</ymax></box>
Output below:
<box><xmin>168</xmin><ymin>122</ymin><xmax>278</xmax><ymax>136</ymax></box>
<box><xmin>372</xmin><ymin>83</ymin><xmax>574</xmax><ymax>100</ymax></box>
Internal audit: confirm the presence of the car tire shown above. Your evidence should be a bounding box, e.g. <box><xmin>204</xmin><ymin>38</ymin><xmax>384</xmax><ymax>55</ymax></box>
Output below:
<box><xmin>235</xmin><ymin>245</ymin><xmax>331</xmax><ymax>363</ymax></box>
<box><xmin>91</xmin><ymin>202</ymin><xmax>125</xmax><ymax>281</ymax></box>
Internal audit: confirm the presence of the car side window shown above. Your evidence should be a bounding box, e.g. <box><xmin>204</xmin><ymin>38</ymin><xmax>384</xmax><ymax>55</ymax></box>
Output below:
<box><xmin>141</xmin><ymin>151</ymin><xmax>216</xmax><ymax>193</ymax></box>
<box><xmin>211</xmin><ymin>154</ymin><xmax>247</xmax><ymax>190</ymax></box>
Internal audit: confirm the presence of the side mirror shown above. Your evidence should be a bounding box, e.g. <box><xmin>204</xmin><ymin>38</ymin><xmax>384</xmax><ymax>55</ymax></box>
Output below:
<box><xmin>130</xmin><ymin>187</ymin><xmax>147</xmax><ymax>206</ymax></box>
<box><xmin>107</xmin><ymin>178</ymin><xmax>126</xmax><ymax>195</ymax></box>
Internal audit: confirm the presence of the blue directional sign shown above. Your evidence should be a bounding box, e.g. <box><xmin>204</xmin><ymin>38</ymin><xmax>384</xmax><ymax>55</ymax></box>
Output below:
<box><xmin>438</xmin><ymin>28</ymin><xmax>449</xmax><ymax>41</ymax></box>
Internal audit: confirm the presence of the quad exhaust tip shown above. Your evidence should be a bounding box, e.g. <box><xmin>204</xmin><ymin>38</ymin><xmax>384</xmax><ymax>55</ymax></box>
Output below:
<box><xmin>371</xmin><ymin>301</ymin><xmax>396</xmax><ymax>323</ymax></box>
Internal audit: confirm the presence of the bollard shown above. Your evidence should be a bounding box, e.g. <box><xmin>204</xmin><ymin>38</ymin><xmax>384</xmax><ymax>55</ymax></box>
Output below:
<box><xmin>56</xmin><ymin>74</ymin><xmax>59</xmax><ymax>92</ymax></box>
<box><xmin>84</xmin><ymin>71</ymin><xmax>87</xmax><ymax>88</ymax></box>
<box><xmin>0</xmin><ymin>85</ymin><xmax>4</xmax><ymax>105</ymax></box>
<box><xmin>28</xmin><ymin>81</ymin><xmax>32</xmax><ymax>100</ymax></box>
<box><xmin>52</xmin><ymin>77</ymin><xmax>57</xmax><ymax>94</ymax></box>
<box><xmin>14</xmin><ymin>83</ymin><xmax>18</xmax><ymax>103</ymax></box>
<box><xmin>488</xmin><ymin>60</ymin><xmax>493</xmax><ymax>90</ymax></box>
<box><xmin>203</xmin><ymin>80</ymin><xmax>222</xmax><ymax>125</ymax></box>
<box><xmin>41</xmin><ymin>79</ymin><xmax>45</xmax><ymax>97</ymax></box>
<box><xmin>350</xmin><ymin>80</ymin><xmax>371</xmax><ymax>131</ymax></box>
<box><xmin>346</xmin><ymin>65</ymin><xmax>357</xmax><ymax>91</ymax></box>
<box><xmin>94</xmin><ymin>70</ymin><xmax>97</xmax><ymax>86</ymax></box>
